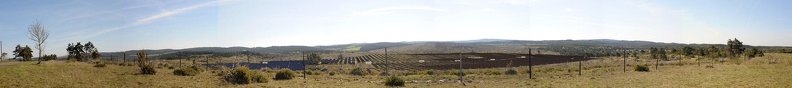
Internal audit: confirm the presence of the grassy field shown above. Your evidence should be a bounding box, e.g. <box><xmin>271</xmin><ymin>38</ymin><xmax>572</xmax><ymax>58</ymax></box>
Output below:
<box><xmin>344</xmin><ymin>46</ymin><xmax>362</xmax><ymax>51</ymax></box>
<box><xmin>1</xmin><ymin>53</ymin><xmax>791</xmax><ymax>87</ymax></box>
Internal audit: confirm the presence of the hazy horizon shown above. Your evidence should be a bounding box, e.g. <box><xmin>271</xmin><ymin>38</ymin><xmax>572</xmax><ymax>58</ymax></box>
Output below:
<box><xmin>2</xmin><ymin>0</ymin><xmax>792</xmax><ymax>56</ymax></box>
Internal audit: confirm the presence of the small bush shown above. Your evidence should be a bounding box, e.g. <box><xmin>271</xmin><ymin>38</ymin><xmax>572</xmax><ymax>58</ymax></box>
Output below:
<box><xmin>275</xmin><ymin>69</ymin><xmax>295</xmax><ymax>80</ymax></box>
<box><xmin>329</xmin><ymin>71</ymin><xmax>336</xmax><ymax>76</ymax></box>
<box><xmin>94</xmin><ymin>63</ymin><xmax>106</xmax><ymax>68</ymax></box>
<box><xmin>168</xmin><ymin>66</ymin><xmax>175</xmax><ymax>69</ymax></box>
<box><xmin>190</xmin><ymin>66</ymin><xmax>208</xmax><ymax>72</ymax></box>
<box><xmin>705</xmin><ymin>65</ymin><xmax>714</xmax><ymax>68</ymax></box>
<box><xmin>505</xmin><ymin>69</ymin><xmax>518</xmax><ymax>75</ymax></box>
<box><xmin>173</xmin><ymin>67</ymin><xmax>199</xmax><ymax>76</ymax></box>
<box><xmin>225</xmin><ymin>66</ymin><xmax>266</xmax><ymax>84</ymax></box>
<box><xmin>384</xmin><ymin>75</ymin><xmax>405</xmax><ymax>87</ymax></box>
<box><xmin>350</xmin><ymin>68</ymin><xmax>366</xmax><ymax>76</ymax></box>
<box><xmin>140</xmin><ymin>65</ymin><xmax>157</xmax><ymax>74</ymax></box>
<box><xmin>251</xmin><ymin>72</ymin><xmax>268</xmax><ymax>83</ymax></box>
<box><xmin>634</xmin><ymin>65</ymin><xmax>650</xmax><ymax>72</ymax></box>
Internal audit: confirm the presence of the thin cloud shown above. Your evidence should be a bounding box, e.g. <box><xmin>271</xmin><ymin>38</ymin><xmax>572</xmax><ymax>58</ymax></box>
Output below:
<box><xmin>355</xmin><ymin>6</ymin><xmax>448</xmax><ymax>16</ymax></box>
<box><xmin>74</xmin><ymin>0</ymin><xmax>228</xmax><ymax>41</ymax></box>
<box><xmin>136</xmin><ymin>1</ymin><xmax>219</xmax><ymax>24</ymax></box>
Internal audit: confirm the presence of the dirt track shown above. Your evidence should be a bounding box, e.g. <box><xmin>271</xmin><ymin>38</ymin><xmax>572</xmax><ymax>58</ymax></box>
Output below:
<box><xmin>0</xmin><ymin>62</ymin><xmax>22</xmax><ymax>68</ymax></box>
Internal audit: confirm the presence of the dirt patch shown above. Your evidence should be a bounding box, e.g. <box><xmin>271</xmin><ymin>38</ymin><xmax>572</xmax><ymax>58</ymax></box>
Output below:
<box><xmin>0</xmin><ymin>62</ymin><xmax>22</xmax><ymax>68</ymax></box>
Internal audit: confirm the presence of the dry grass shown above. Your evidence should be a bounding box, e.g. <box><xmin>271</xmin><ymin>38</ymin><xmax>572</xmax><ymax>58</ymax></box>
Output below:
<box><xmin>0</xmin><ymin>61</ymin><xmax>223</xmax><ymax>87</ymax></box>
<box><xmin>0</xmin><ymin>53</ymin><xmax>791</xmax><ymax>87</ymax></box>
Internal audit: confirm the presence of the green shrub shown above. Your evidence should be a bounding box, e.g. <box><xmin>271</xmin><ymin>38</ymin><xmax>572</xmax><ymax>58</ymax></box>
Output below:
<box><xmin>225</xmin><ymin>66</ymin><xmax>265</xmax><ymax>84</ymax></box>
<box><xmin>137</xmin><ymin>50</ymin><xmax>155</xmax><ymax>75</ymax></box>
<box><xmin>190</xmin><ymin>65</ymin><xmax>208</xmax><ymax>72</ymax></box>
<box><xmin>350</xmin><ymin>68</ymin><xmax>366</xmax><ymax>76</ymax></box>
<box><xmin>275</xmin><ymin>69</ymin><xmax>295</xmax><ymax>80</ymax></box>
<box><xmin>384</xmin><ymin>75</ymin><xmax>405</xmax><ymax>87</ymax></box>
<box><xmin>251</xmin><ymin>72</ymin><xmax>268</xmax><ymax>83</ymax></box>
<box><xmin>140</xmin><ymin>65</ymin><xmax>157</xmax><ymax>74</ymax></box>
<box><xmin>329</xmin><ymin>71</ymin><xmax>336</xmax><ymax>76</ymax></box>
<box><xmin>705</xmin><ymin>65</ymin><xmax>714</xmax><ymax>68</ymax></box>
<box><xmin>634</xmin><ymin>65</ymin><xmax>650</xmax><ymax>72</ymax></box>
<box><xmin>505</xmin><ymin>69</ymin><xmax>518</xmax><ymax>75</ymax></box>
<box><xmin>173</xmin><ymin>67</ymin><xmax>199</xmax><ymax>76</ymax></box>
<box><xmin>168</xmin><ymin>66</ymin><xmax>175</xmax><ymax>69</ymax></box>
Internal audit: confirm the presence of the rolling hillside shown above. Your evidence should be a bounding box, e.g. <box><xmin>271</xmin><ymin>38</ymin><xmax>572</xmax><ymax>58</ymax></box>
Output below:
<box><xmin>94</xmin><ymin>39</ymin><xmax>792</xmax><ymax>60</ymax></box>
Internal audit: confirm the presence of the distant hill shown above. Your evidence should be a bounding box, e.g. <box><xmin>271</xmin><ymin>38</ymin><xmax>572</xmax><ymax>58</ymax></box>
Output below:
<box><xmin>98</xmin><ymin>46</ymin><xmax>329</xmax><ymax>60</ymax></box>
<box><xmin>366</xmin><ymin>42</ymin><xmax>536</xmax><ymax>54</ymax></box>
<box><xmin>315</xmin><ymin>42</ymin><xmax>409</xmax><ymax>52</ymax></box>
<box><xmin>96</xmin><ymin>39</ymin><xmax>792</xmax><ymax>60</ymax></box>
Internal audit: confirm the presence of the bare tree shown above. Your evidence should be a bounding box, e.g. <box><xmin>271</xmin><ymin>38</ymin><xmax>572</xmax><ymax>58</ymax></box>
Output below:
<box><xmin>1</xmin><ymin>52</ymin><xmax>7</xmax><ymax>61</ymax></box>
<box><xmin>28</xmin><ymin>20</ymin><xmax>49</xmax><ymax>64</ymax></box>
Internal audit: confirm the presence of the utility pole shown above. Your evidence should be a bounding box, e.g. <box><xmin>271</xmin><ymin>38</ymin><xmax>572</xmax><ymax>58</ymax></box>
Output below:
<box><xmin>656</xmin><ymin>55</ymin><xmax>659</xmax><ymax>70</ymax></box>
<box><xmin>528</xmin><ymin>49</ymin><xmax>532</xmax><ymax>79</ymax></box>
<box><xmin>123</xmin><ymin>53</ymin><xmax>126</xmax><ymax>62</ymax></box>
<box><xmin>302</xmin><ymin>53</ymin><xmax>306</xmax><ymax>79</ymax></box>
<box><xmin>1</xmin><ymin>41</ymin><xmax>3</xmax><ymax>61</ymax></box>
<box><xmin>459</xmin><ymin>52</ymin><xmax>465</xmax><ymax>86</ymax></box>
<box><xmin>385</xmin><ymin>48</ymin><xmax>389</xmax><ymax>75</ymax></box>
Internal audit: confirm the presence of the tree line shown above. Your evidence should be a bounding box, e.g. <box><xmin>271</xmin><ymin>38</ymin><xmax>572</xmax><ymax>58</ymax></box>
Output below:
<box><xmin>66</xmin><ymin>42</ymin><xmax>100</xmax><ymax>61</ymax></box>
<box><xmin>646</xmin><ymin>38</ymin><xmax>763</xmax><ymax>60</ymax></box>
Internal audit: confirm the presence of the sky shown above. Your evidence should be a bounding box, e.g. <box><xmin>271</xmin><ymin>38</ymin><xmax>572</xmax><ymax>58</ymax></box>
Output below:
<box><xmin>1</xmin><ymin>0</ymin><xmax>791</xmax><ymax>57</ymax></box>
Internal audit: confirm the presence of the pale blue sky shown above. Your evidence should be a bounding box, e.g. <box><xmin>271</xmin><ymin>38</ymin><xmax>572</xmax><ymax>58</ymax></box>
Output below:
<box><xmin>1</xmin><ymin>0</ymin><xmax>791</xmax><ymax>56</ymax></box>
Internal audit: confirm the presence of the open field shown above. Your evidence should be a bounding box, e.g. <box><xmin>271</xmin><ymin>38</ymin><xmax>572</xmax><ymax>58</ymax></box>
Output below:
<box><xmin>0</xmin><ymin>53</ymin><xmax>790</xmax><ymax>87</ymax></box>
